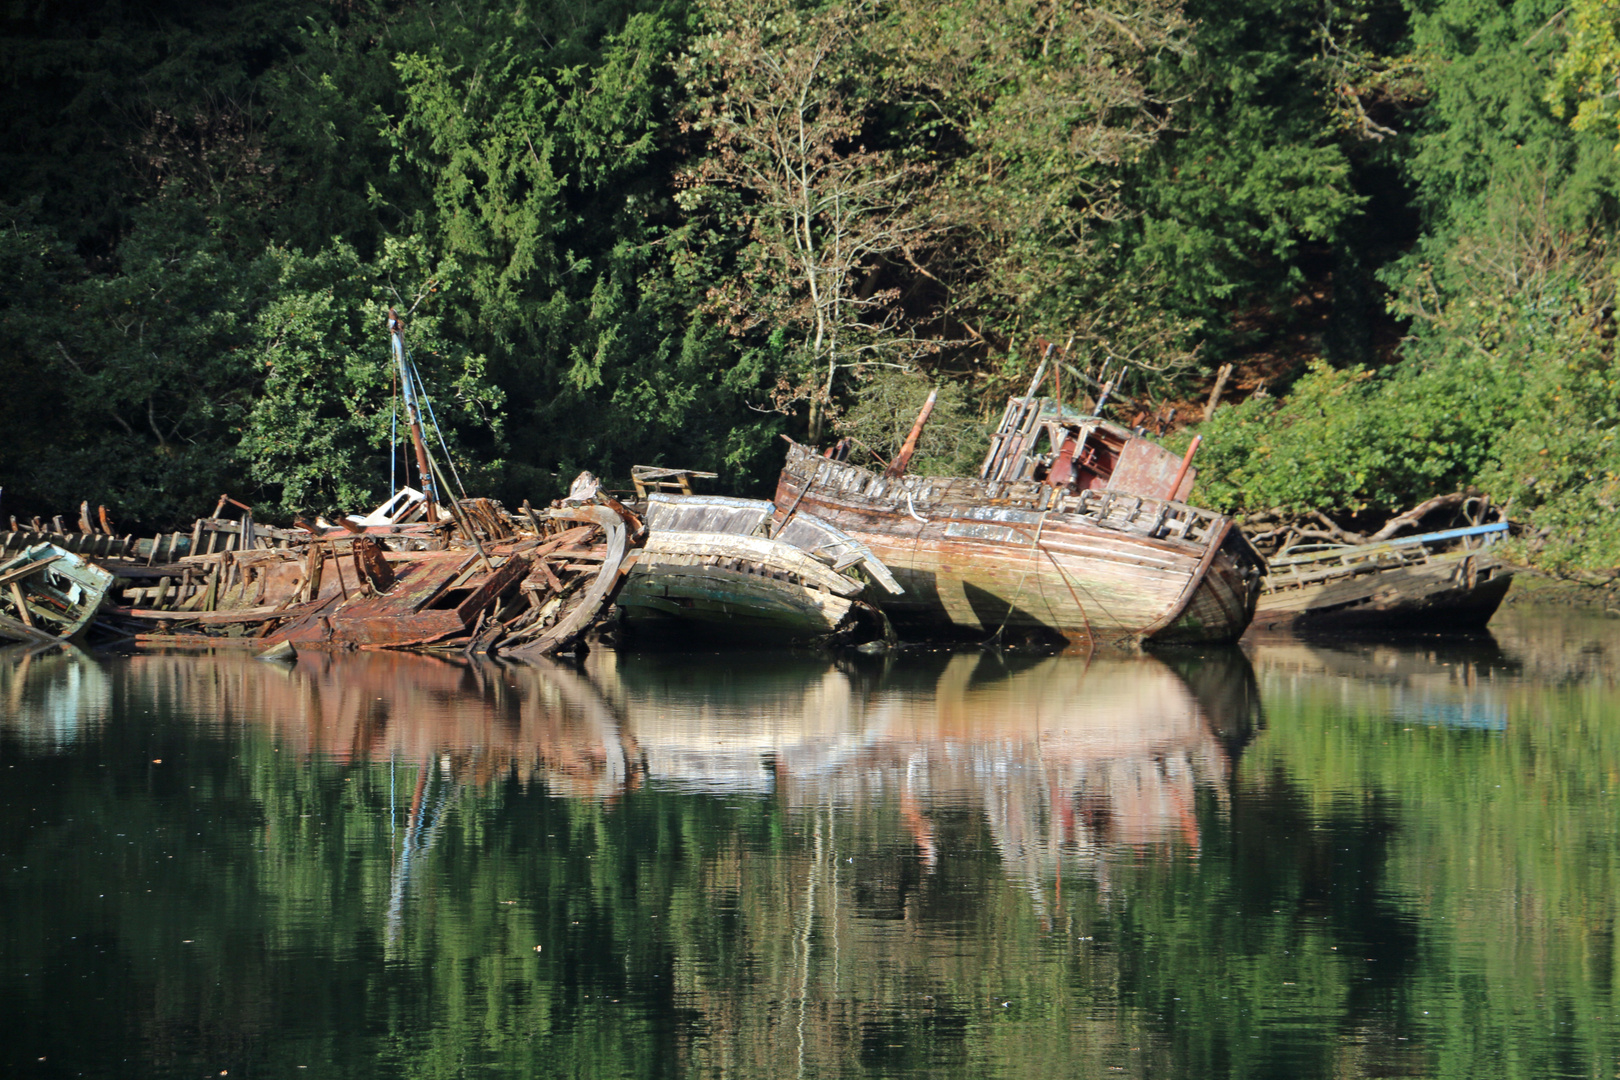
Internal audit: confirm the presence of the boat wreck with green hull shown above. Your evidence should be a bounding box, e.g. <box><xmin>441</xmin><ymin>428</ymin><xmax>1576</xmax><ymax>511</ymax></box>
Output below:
<box><xmin>772</xmin><ymin>401</ymin><xmax>1266</xmax><ymax>649</ymax></box>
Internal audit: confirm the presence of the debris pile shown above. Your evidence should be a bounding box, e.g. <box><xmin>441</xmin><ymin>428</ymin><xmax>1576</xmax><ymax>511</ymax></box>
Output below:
<box><xmin>0</xmin><ymin>488</ymin><xmax>644</xmax><ymax>658</ymax></box>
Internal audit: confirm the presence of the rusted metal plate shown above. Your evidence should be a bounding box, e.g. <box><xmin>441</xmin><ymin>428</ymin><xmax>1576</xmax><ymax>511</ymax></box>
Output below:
<box><xmin>1108</xmin><ymin>437</ymin><xmax>1195</xmax><ymax>502</ymax></box>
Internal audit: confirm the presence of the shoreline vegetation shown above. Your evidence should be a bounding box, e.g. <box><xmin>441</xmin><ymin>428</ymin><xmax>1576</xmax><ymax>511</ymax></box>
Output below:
<box><xmin>4</xmin><ymin>0</ymin><xmax>1619</xmax><ymax>583</ymax></box>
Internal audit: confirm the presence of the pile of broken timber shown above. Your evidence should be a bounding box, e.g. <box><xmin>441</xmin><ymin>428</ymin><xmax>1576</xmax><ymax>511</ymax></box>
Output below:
<box><xmin>96</xmin><ymin>498</ymin><xmax>643</xmax><ymax>657</ymax></box>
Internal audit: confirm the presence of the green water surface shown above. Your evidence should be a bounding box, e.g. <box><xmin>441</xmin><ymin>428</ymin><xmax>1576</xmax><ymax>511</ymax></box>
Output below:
<box><xmin>2</xmin><ymin>607</ymin><xmax>1618</xmax><ymax>1079</ymax></box>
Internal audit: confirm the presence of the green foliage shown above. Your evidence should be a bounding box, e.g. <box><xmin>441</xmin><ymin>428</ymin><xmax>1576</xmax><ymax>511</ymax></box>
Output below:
<box><xmin>1184</xmin><ymin>0</ymin><xmax>1620</xmax><ymax>575</ymax></box>
<box><xmin>0</xmin><ymin>205</ymin><xmax>84</xmax><ymax>516</ymax></box>
<box><xmin>879</xmin><ymin>0</ymin><xmax>1201</xmax><ymax>393</ymax></box>
<box><xmin>833</xmin><ymin>369</ymin><xmax>988</xmax><ymax>476</ymax></box>
<box><xmin>6</xmin><ymin>0</ymin><xmax>1620</xmax><ymax>571</ymax></box>
<box><xmin>390</xmin><ymin>6</ymin><xmax>770</xmax><ymax>495</ymax></box>
<box><xmin>1549</xmin><ymin>0</ymin><xmax>1620</xmax><ymax>146</ymax></box>
<box><xmin>0</xmin><ymin>0</ymin><xmax>335</xmax><ymax>251</ymax></box>
<box><xmin>1194</xmin><ymin>354</ymin><xmax>1517</xmax><ymax>516</ymax></box>
<box><xmin>240</xmin><ymin>237</ymin><xmax>503</xmax><ymax>517</ymax></box>
<box><xmin>1477</xmin><ymin>301</ymin><xmax>1620</xmax><ymax>573</ymax></box>
<box><xmin>0</xmin><ymin>198</ymin><xmax>270</xmax><ymax>524</ymax></box>
<box><xmin>1117</xmin><ymin>0</ymin><xmax>1375</xmax><ymax>355</ymax></box>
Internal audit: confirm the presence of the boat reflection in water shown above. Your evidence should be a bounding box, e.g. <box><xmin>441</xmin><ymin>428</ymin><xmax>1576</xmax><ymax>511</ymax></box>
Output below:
<box><xmin>597</xmin><ymin>647</ymin><xmax>1258</xmax><ymax>883</ymax></box>
<box><xmin>1246</xmin><ymin>629</ymin><xmax>1518</xmax><ymax>730</ymax></box>
<box><xmin>0</xmin><ymin>643</ymin><xmax>112</xmax><ymax>750</ymax></box>
<box><xmin>0</xmin><ymin>642</ymin><xmax>1264</xmax><ymax>1079</ymax></box>
<box><xmin>2</xmin><ymin>642</ymin><xmax>1257</xmax><ymax>879</ymax></box>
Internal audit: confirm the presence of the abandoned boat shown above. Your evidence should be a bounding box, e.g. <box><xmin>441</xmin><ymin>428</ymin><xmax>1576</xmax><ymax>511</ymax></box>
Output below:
<box><xmin>1252</xmin><ymin>521</ymin><xmax>1514</xmax><ymax>632</ymax></box>
<box><xmin>615</xmin><ymin>491</ymin><xmax>902</xmax><ymax>645</ymax></box>
<box><xmin>0</xmin><ymin>542</ymin><xmax>116</xmax><ymax>645</ymax></box>
<box><xmin>89</xmin><ymin>490</ymin><xmax>642</xmax><ymax>656</ymax></box>
<box><xmin>773</xmin><ymin>396</ymin><xmax>1266</xmax><ymax>648</ymax></box>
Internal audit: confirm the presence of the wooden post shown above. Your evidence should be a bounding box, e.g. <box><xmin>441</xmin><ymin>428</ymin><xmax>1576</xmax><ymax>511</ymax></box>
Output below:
<box><xmin>8</xmin><ymin>582</ymin><xmax>34</xmax><ymax>627</ymax></box>
<box><xmin>1203</xmin><ymin>364</ymin><xmax>1233</xmax><ymax>422</ymax></box>
<box><xmin>885</xmin><ymin>388</ymin><xmax>938</xmax><ymax>479</ymax></box>
<box><xmin>1167</xmin><ymin>436</ymin><xmax>1202</xmax><ymax>501</ymax></box>
<box><xmin>390</xmin><ymin>309</ymin><xmax>439</xmax><ymax>527</ymax></box>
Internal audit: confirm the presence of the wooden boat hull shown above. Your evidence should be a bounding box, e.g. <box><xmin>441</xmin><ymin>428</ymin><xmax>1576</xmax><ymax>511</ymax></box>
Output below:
<box><xmin>618</xmin><ymin>556</ymin><xmax>865</xmax><ymax>643</ymax></box>
<box><xmin>616</xmin><ymin>526</ymin><xmax>882</xmax><ymax>645</ymax></box>
<box><xmin>774</xmin><ymin>444</ymin><xmax>1262</xmax><ymax>647</ymax></box>
<box><xmin>0</xmin><ymin>543</ymin><xmax>116</xmax><ymax>644</ymax></box>
<box><xmin>1253</xmin><ymin>549</ymin><xmax>1514</xmax><ymax>632</ymax></box>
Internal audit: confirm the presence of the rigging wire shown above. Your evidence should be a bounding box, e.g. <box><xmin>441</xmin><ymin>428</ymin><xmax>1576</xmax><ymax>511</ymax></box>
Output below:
<box><xmin>390</xmin><ymin>364</ymin><xmax>399</xmax><ymax>500</ymax></box>
<box><xmin>404</xmin><ymin>344</ymin><xmax>469</xmax><ymax>501</ymax></box>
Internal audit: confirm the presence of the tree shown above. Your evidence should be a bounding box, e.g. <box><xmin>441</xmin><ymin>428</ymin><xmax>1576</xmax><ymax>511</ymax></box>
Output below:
<box><xmin>678</xmin><ymin>0</ymin><xmax>940</xmax><ymax>442</ymax></box>
<box><xmin>388</xmin><ymin>7</ymin><xmax>780</xmax><ymax>494</ymax></box>
<box><xmin>240</xmin><ymin>236</ymin><xmax>503</xmax><ymax>517</ymax></box>
<box><xmin>881</xmin><ymin>0</ymin><xmax>1195</xmax><ymax>378</ymax></box>
<box><xmin>5</xmin><ymin>197</ymin><xmax>268</xmax><ymax>525</ymax></box>
<box><xmin>1550</xmin><ymin>0</ymin><xmax>1620</xmax><ymax>148</ymax></box>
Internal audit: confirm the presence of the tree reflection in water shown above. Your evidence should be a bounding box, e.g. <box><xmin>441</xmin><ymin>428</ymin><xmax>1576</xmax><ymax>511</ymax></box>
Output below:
<box><xmin>2</xmin><ymin>622</ymin><xmax>1618</xmax><ymax>1080</ymax></box>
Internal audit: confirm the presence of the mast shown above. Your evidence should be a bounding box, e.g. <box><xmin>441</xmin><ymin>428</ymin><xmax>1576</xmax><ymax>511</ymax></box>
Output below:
<box><xmin>884</xmin><ymin>388</ymin><xmax>937</xmax><ymax>479</ymax></box>
<box><xmin>388</xmin><ymin>308</ymin><xmax>439</xmax><ymax>526</ymax></box>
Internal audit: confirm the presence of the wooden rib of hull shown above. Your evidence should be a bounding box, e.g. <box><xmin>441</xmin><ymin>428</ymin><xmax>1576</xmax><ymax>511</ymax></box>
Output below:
<box><xmin>774</xmin><ymin>444</ymin><xmax>1261</xmax><ymax>646</ymax></box>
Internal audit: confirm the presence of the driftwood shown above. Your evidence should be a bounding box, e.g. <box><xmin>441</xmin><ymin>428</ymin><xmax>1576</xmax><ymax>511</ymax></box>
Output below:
<box><xmin>1368</xmin><ymin>492</ymin><xmax>1472</xmax><ymax>542</ymax></box>
<box><xmin>1203</xmin><ymin>363</ymin><xmax>1234</xmax><ymax>421</ymax></box>
<box><xmin>1243</xmin><ymin>491</ymin><xmax>1498</xmax><ymax>558</ymax></box>
<box><xmin>1306</xmin><ymin>511</ymin><xmax>1367</xmax><ymax>545</ymax></box>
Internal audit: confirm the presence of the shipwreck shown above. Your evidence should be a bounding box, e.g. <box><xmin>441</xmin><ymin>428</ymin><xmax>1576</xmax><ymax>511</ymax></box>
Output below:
<box><xmin>772</xmin><ymin>375</ymin><xmax>1266</xmax><ymax>649</ymax></box>
<box><xmin>1251</xmin><ymin>520</ymin><xmax>1513</xmax><ymax>632</ymax></box>
<box><xmin>616</xmin><ymin>468</ymin><xmax>902</xmax><ymax>645</ymax></box>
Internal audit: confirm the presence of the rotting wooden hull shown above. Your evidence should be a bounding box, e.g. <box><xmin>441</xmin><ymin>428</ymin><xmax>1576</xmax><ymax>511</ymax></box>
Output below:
<box><xmin>1253</xmin><ymin>548</ymin><xmax>1514</xmax><ymax>632</ymax></box>
<box><xmin>100</xmin><ymin>501</ymin><xmax>639</xmax><ymax>657</ymax></box>
<box><xmin>774</xmin><ymin>443</ymin><xmax>1263</xmax><ymax>647</ymax></box>
<box><xmin>615</xmin><ymin>496</ymin><xmax>894</xmax><ymax>645</ymax></box>
<box><xmin>0</xmin><ymin>543</ymin><xmax>117</xmax><ymax>644</ymax></box>
<box><xmin>618</xmin><ymin>538</ymin><xmax>869</xmax><ymax>643</ymax></box>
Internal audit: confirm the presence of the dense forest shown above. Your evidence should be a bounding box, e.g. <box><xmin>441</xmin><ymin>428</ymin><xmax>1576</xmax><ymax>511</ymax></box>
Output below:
<box><xmin>2</xmin><ymin>0</ymin><xmax>1618</xmax><ymax>574</ymax></box>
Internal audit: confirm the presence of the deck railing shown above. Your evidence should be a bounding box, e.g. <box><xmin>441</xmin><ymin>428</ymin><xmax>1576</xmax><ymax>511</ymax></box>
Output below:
<box><xmin>786</xmin><ymin>445</ymin><xmax>1226</xmax><ymax>545</ymax></box>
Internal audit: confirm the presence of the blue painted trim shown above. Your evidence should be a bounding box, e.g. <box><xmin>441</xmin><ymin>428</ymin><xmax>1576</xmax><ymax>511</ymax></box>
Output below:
<box><xmin>1389</xmin><ymin>521</ymin><xmax>1510</xmax><ymax>546</ymax></box>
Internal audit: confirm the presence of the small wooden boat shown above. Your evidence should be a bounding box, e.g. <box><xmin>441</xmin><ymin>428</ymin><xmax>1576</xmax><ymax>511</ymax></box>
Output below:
<box><xmin>0</xmin><ymin>543</ymin><xmax>116</xmax><ymax>644</ymax></box>
<box><xmin>616</xmin><ymin>493</ymin><xmax>902</xmax><ymax>645</ymax></box>
<box><xmin>772</xmin><ymin>397</ymin><xmax>1266</xmax><ymax>649</ymax></box>
<box><xmin>1251</xmin><ymin>522</ymin><xmax>1514</xmax><ymax>632</ymax></box>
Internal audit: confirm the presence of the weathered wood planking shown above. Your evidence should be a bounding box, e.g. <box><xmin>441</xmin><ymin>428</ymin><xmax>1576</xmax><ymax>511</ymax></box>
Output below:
<box><xmin>618</xmin><ymin>538</ymin><xmax>859</xmax><ymax>641</ymax></box>
<box><xmin>774</xmin><ymin>441</ymin><xmax>1262</xmax><ymax>646</ymax></box>
<box><xmin>1253</xmin><ymin>546</ymin><xmax>1513</xmax><ymax>631</ymax></box>
<box><xmin>618</xmin><ymin>495</ymin><xmax>895</xmax><ymax>644</ymax></box>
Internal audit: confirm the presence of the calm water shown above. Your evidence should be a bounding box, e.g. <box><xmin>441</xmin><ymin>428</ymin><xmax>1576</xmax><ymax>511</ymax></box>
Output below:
<box><xmin>3</xmin><ymin>608</ymin><xmax>1620</xmax><ymax>1079</ymax></box>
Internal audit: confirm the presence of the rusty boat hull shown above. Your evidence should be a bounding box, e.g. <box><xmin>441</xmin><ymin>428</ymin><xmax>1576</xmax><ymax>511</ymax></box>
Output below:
<box><xmin>774</xmin><ymin>442</ymin><xmax>1263</xmax><ymax>648</ymax></box>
